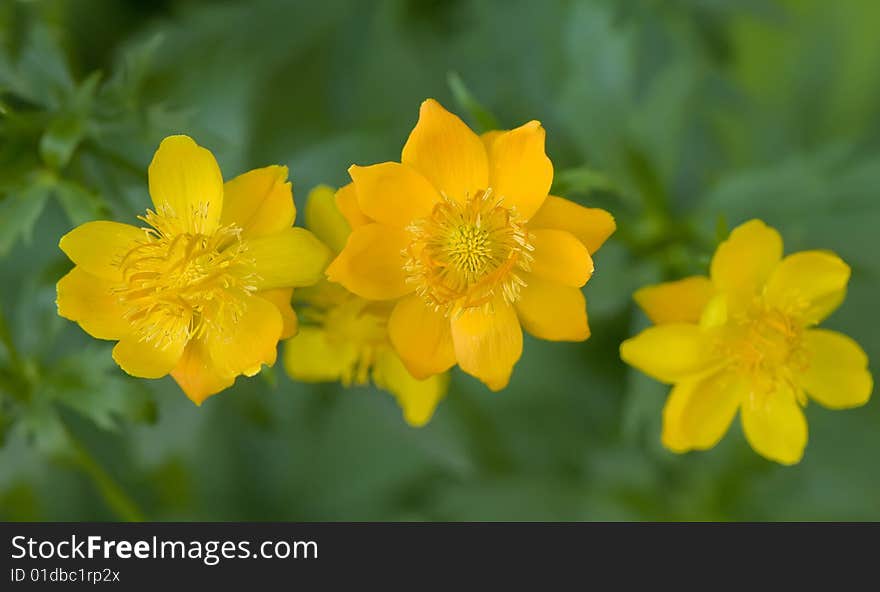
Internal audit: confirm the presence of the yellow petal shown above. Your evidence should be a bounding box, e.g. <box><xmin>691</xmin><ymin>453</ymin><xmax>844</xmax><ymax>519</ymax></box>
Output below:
<box><xmin>259</xmin><ymin>288</ymin><xmax>298</xmax><ymax>339</ymax></box>
<box><xmin>112</xmin><ymin>335</ymin><xmax>186</xmax><ymax>379</ymax></box>
<box><xmin>480</xmin><ymin>130</ymin><xmax>504</xmax><ymax>152</ymax></box>
<box><xmin>527</xmin><ymin>195</ymin><xmax>615</xmax><ymax>254</ymax></box>
<box><xmin>661</xmin><ymin>370</ymin><xmax>746</xmax><ymax>453</ymax></box>
<box><xmin>388</xmin><ymin>294</ymin><xmax>456</xmax><ymax>379</ymax></box>
<box><xmin>325</xmin><ymin>223</ymin><xmax>411</xmax><ymax>300</ymax></box>
<box><xmin>220</xmin><ymin>165</ymin><xmax>295</xmax><ymax>238</ymax></box>
<box><xmin>207</xmin><ymin>295</ymin><xmax>282</xmax><ymax>377</ymax></box>
<box><xmin>515</xmin><ymin>273</ymin><xmax>589</xmax><ymax>341</ymax></box>
<box><xmin>283</xmin><ymin>326</ymin><xmax>357</xmax><ymax>382</ymax></box>
<box><xmin>529</xmin><ymin>228</ymin><xmax>593</xmax><ymax>287</ymax></box>
<box><xmin>248</xmin><ymin>227</ymin><xmax>331</xmax><ymax>290</ymax></box>
<box><xmin>349</xmin><ymin>162</ymin><xmax>440</xmax><ymax>228</ymax></box>
<box><xmin>710</xmin><ymin>219</ymin><xmax>782</xmax><ymax>311</ymax></box>
<box><xmin>634</xmin><ymin>276</ymin><xmax>715</xmax><ymax>325</ymax></box>
<box><xmin>58</xmin><ymin>221</ymin><xmax>143</xmax><ymax>280</ymax></box>
<box><xmin>56</xmin><ymin>267</ymin><xmax>130</xmax><ymax>340</ymax></box>
<box><xmin>484</xmin><ymin>120</ymin><xmax>552</xmax><ymax>220</ymax></box>
<box><xmin>450</xmin><ymin>299</ymin><xmax>523</xmax><ymax>391</ymax></box>
<box><xmin>171</xmin><ymin>338</ymin><xmax>236</xmax><ymax>405</ymax></box>
<box><xmin>401</xmin><ymin>99</ymin><xmax>488</xmax><ymax>202</ymax></box>
<box><xmin>800</xmin><ymin>329</ymin><xmax>872</xmax><ymax>409</ymax></box>
<box><xmin>148</xmin><ymin>135</ymin><xmax>223</xmax><ymax>234</ymax></box>
<box><xmin>764</xmin><ymin>251</ymin><xmax>850</xmax><ymax>324</ymax></box>
<box><xmin>620</xmin><ymin>324</ymin><xmax>718</xmax><ymax>384</ymax></box>
<box><xmin>741</xmin><ymin>385</ymin><xmax>807</xmax><ymax>465</ymax></box>
<box><xmin>305</xmin><ymin>185</ymin><xmax>351</xmax><ymax>253</ymax></box>
<box><xmin>373</xmin><ymin>349</ymin><xmax>448</xmax><ymax>427</ymax></box>
<box><xmin>335</xmin><ymin>182</ymin><xmax>371</xmax><ymax>228</ymax></box>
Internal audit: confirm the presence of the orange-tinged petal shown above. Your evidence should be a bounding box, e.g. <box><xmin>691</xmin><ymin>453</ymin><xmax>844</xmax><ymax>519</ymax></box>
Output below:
<box><xmin>710</xmin><ymin>219</ymin><xmax>782</xmax><ymax>311</ymax></box>
<box><xmin>484</xmin><ymin>120</ymin><xmax>552</xmax><ymax>220</ymax></box>
<box><xmin>741</xmin><ymin>385</ymin><xmax>807</xmax><ymax>465</ymax></box>
<box><xmin>148</xmin><ymin>135</ymin><xmax>223</xmax><ymax>234</ymax></box>
<box><xmin>112</xmin><ymin>334</ymin><xmax>187</xmax><ymax>379</ymax></box>
<box><xmin>388</xmin><ymin>294</ymin><xmax>456</xmax><ymax>379</ymax></box>
<box><xmin>349</xmin><ymin>162</ymin><xmax>440</xmax><ymax>228</ymax></box>
<box><xmin>58</xmin><ymin>221</ymin><xmax>143</xmax><ymax>280</ymax></box>
<box><xmin>634</xmin><ymin>276</ymin><xmax>714</xmax><ymax>325</ymax></box>
<box><xmin>527</xmin><ymin>195</ymin><xmax>615</xmax><ymax>254</ymax></box>
<box><xmin>283</xmin><ymin>326</ymin><xmax>357</xmax><ymax>382</ymax></box>
<box><xmin>401</xmin><ymin>99</ymin><xmax>488</xmax><ymax>202</ymax></box>
<box><xmin>305</xmin><ymin>185</ymin><xmax>351</xmax><ymax>253</ymax></box>
<box><xmin>326</xmin><ymin>223</ymin><xmax>411</xmax><ymax>300</ymax></box>
<box><xmin>335</xmin><ymin>183</ymin><xmax>371</xmax><ymax>228</ymax></box>
<box><xmin>801</xmin><ymin>329</ymin><xmax>872</xmax><ymax>409</ymax></box>
<box><xmin>764</xmin><ymin>251</ymin><xmax>850</xmax><ymax>324</ymax></box>
<box><xmin>662</xmin><ymin>370</ymin><xmax>746</xmax><ymax>453</ymax></box>
<box><xmin>450</xmin><ymin>299</ymin><xmax>523</xmax><ymax>391</ymax></box>
<box><xmin>207</xmin><ymin>295</ymin><xmax>282</xmax><ymax>378</ymax></box>
<box><xmin>373</xmin><ymin>349</ymin><xmax>448</xmax><ymax>427</ymax></box>
<box><xmin>620</xmin><ymin>324</ymin><xmax>719</xmax><ymax>384</ymax></box>
<box><xmin>515</xmin><ymin>273</ymin><xmax>589</xmax><ymax>341</ymax></box>
<box><xmin>248</xmin><ymin>227</ymin><xmax>331</xmax><ymax>290</ymax></box>
<box><xmin>259</xmin><ymin>288</ymin><xmax>298</xmax><ymax>339</ymax></box>
<box><xmin>56</xmin><ymin>267</ymin><xmax>131</xmax><ymax>340</ymax></box>
<box><xmin>529</xmin><ymin>228</ymin><xmax>593</xmax><ymax>288</ymax></box>
<box><xmin>220</xmin><ymin>165</ymin><xmax>294</xmax><ymax>238</ymax></box>
<box><xmin>171</xmin><ymin>338</ymin><xmax>235</xmax><ymax>405</ymax></box>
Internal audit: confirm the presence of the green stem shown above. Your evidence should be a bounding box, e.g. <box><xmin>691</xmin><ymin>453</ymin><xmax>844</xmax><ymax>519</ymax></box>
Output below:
<box><xmin>67</xmin><ymin>431</ymin><xmax>146</xmax><ymax>522</ymax></box>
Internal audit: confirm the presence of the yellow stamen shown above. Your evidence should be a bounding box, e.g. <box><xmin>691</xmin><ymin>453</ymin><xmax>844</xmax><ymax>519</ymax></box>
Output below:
<box><xmin>114</xmin><ymin>205</ymin><xmax>257</xmax><ymax>348</ymax></box>
<box><xmin>404</xmin><ymin>188</ymin><xmax>533</xmax><ymax>316</ymax></box>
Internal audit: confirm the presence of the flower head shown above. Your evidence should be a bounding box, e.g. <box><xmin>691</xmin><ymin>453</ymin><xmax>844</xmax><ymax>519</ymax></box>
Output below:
<box><xmin>621</xmin><ymin>219</ymin><xmax>873</xmax><ymax>464</ymax></box>
<box><xmin>57</xmin><ymin>135</ymin><xmax>330</xmax><ymax>404</ymax></box>
<box><xmin>283</xmin><ymin>186</ymin><xmax>447</xmax><ymax>426</ymax></box>
<box><xmin>326</xmin><ymin>99</ymin><xmax>615</xmax><ymax>390</ymax></box>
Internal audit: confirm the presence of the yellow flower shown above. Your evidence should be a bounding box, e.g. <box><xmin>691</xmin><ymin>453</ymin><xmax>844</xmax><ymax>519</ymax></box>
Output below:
<box><xmin>621</xmin><ymin>219</ymin><xmax>873</xmax><ymax>464</ymax></box>
<box><xmin>326</xmin><ymin>99</ymin><xmax>615</xmax><ymax>390</ymax></box>
<box><xmin>283</xmin><ymin>186</ymin><xmax>448</xmax><ymax>427</ymax></box>
<box><xmin>56</xmin><ymin>135</ymin><xmax>330</xmax><ymax>404</ymax></box>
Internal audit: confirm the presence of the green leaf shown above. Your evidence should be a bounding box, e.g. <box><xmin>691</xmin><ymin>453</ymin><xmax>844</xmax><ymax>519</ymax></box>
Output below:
<box><xmin>551</xmin><ymin>166</ymin><xmax>617</xmax><ymax>197</ymax></box>
<box><xmin>39</xmin><ymin>114</ymin><xmax>85</xmax><ymax>170</ymax></box>
<box><xmin>447</xmin><ymin>71</ymin><xmax>500</xmax><ymax>133</ymax></box>
<box><xmin>0</xmin><ymin>182</ymin><xmax>51</xmax><ymax>256</ymax></box>
<box><xmin>45</xmin><ymin>345</ymin><xmax>156</xmax><ymax>432</ymax></box>
<box><xmin>53</xmin><ymin>180</ymin><xmax>105</xmax><ymax>225</ymax></box>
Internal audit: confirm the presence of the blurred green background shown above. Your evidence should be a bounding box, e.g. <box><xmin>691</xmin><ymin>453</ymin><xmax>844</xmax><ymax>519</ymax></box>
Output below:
<box><xmin>1</xmin><ymin>0</ymin><xmax>878</xmax><ymax>521</ymax></box>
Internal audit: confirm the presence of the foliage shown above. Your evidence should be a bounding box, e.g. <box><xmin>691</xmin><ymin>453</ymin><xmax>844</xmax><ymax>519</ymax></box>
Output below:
<box><xmin>0</xmin><ymin>0</ymin><xmax>878</xmax><ymax>520</ymax></box>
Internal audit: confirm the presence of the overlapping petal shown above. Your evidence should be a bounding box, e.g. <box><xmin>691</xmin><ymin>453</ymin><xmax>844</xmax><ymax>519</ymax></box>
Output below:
<box><xmin>800</xmin><ymin>329</ymin><xmax>872</xmax><ymax>409</ymax></box>
<box><xmin>764</xmin><ymin>251</ymin><xmax>850</xmax><ymax>324</ymax></box>
<box><xmin>349</xmin><ymin>162</ymin><xmax>439</xmax><ymax>228</ymax></box>
<box><xmin>515</xmin><ymin>273</ymin><xmax>589</xmax><ymax>341</ymax></box>
<box><xmin>171</xmin><ymin>338</ymin><xmax>236</xmax><ymax>405</ymax></box>
<box><xmin>373</xmin><ymin>349</ymin><xmax>448</xmax><ymax>427</ymax></box>
<box><xmin>710</xmin><ymin>219</ymin><xmax>782</xmax><ymax>310</ymax></box>
<box><xmin>634</xmin><ymin>276</ymin><xmax>714</xmax><ymax>325</ymax></box>
<box><xmin>305</xmin><ymin>185</ymin><xmax>351</xmax><ymax>253</ymax></box>
<box><xmin>56</xmin><ymin>267</ymin><xmax>130</xmax><ymax>340</ymax></box>
<box><xmin>450</xmin><ymin>299</ymin><xmax>523</xmax><ymax>391</ymax></box>
<box><xmin>249</xmin><ymin>227</ymin><xmax>331</xmax><ymax>290</ymax></box>
<box><xmin>528</xmin><ymin>195</ymin><xmax>615</xmax><ymax>254</ymax></box>
<box><xmin>58</xmin><ymin>221</ymin><xmax>143</xmax><ymax>280</ymax></box>
<box><xmin>148</xmin><ymin>135</ymin><xmax>223</xmax><ymax>234</ymax></box>
<box><xmin>325</xmin><ymin>223</ymin><xmax>411</xmax><ymax>300</ymax></box>
<box><xmin>741</xmin><ymin>385</ymin><xmax>808</xmax><ymax>465</ymax></box>
<box><xmin>483</xmin><ymin>120</ymin><xmax>553</xmax><ymax>220</ymax></box>
<box><xmin>620</xmin><ymin>324</ymin><xmax>719</xmax><ymax>384</ymax></box>
<box><xmin>401</xmin><ymin>99</ymin><xmax>488</xmax><ymax>202</ymax></box>
<box><xmin>529</xmin><ymin>229</ymin><xmax>593</xmax><ymax>288</ymax></box>
<box><xmin>662</xmin><ymin>370</ymin><xmax>746</xmax><ymax>452</ymax></box>
<box><xmin>388</xmin><ymin>294</ymin><xmax>456</xmax><ymax>379</ymax></box>
<box><xmin>221</xmin><ymin>165</ymin><xmax>295</xmax><ymax>238</ymax></box>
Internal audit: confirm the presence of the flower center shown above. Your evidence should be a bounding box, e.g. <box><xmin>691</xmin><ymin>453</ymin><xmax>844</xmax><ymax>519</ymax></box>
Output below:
<box><xmin>404</xmin><ymin>189</ymin><xmax>533</xmax><ymax>315</ymax></box>
<box><xmin>302</xmin><ymin>291</ymin><xmax>389</xmax><ymax>386</ymax></box>
<box><xmin>726</xmin><ymin>304</ymin><xmax>807</xmax><ymax>392</ymax></box>
<box><xmin>114</xmin><ymin>207</ymin><xmax>257</xmax><ymax>348</ymax></box>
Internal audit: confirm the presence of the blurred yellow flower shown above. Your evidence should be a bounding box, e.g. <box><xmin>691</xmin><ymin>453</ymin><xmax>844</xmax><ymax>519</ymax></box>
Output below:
<box><xmin>327</xmin><ymin>99</ymin><xmax>615</xmax><ymax>390</ymax></box>
<box><xmin>621</xmin><ymin>219</ymin><xmax>873</xmax><ymax>464</ymax></box>
<box><xmin>283</xmin><ymin>186</ymin><xmax>448</xmax><ymax>427</ymax></box>
<box><xmin>57</xmin><ymin>135</ymin><xmax>330</xmax><ymax>404</ymax></box>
